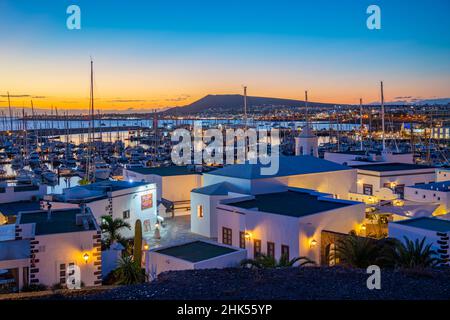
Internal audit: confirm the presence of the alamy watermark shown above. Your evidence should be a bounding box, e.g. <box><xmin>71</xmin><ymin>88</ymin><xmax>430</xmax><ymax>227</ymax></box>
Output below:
<box><xmin>66</xmin><ymin>5</ymin><xmax>81</xmax><ymax>30</ymax></box>
<box><xmin>367</xmin><ymin>5</ymin><xmax>381</xmax><ymax>30</ymax></box>
<box><xmin>366</xmin><ymin>265</ymin><xmax>381</xmax><ymax>290</ymax></box>
<box><xmin>171</xmin><ymin>122</ymin><xmax>280</xmax><ymax>176</ymax></box>
<box><xmin>66</xmin><ymin>264</ymin><xmax>81</xmax><ymax>289</ymax></box>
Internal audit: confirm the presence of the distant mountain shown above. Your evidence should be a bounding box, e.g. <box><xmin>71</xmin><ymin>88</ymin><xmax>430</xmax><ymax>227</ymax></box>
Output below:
<box><xmin>369</xmin><ymin>97</ymin><xmax>450</xmax><ymax>106</ymax></box>
<box><xmin>164</xmin><ymin>94</ymin><xmax>338</xmax><ymax>115</ymax></box>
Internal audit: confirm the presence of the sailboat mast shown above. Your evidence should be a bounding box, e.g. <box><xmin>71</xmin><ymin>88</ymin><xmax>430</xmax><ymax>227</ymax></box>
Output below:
<box><xmin>7</xmin><ymin>92</ymin><xmax>13</xmax><ymax>131</ymax></box>
<box><xmin>360</xmin><ymin>98</ymin><xmax>363</xmax><ymax>150</ymax></box>
<box><xmin>305</xmin><ymin>90</ymin><xmax>309</xmax><ymax>125</ymax></box>
<box><xmin>243</xmin><ymin>86</ymin><xmax>248</xmax><ymax>129</ymax></box>
<box><xmin>381</xmin><ymin>81</ymin><xmax>386</xmax><ymax>151</ymax></box>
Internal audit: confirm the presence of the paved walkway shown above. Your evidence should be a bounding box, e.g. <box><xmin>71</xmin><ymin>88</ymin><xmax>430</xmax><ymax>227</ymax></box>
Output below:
<box><xmin>145</xmin><ymin>215</ymin><xmax>209</xmax><ymax>249</ymax></box>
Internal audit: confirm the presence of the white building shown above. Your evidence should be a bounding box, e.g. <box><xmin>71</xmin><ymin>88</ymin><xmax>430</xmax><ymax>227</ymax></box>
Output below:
<box><xmin>216</xmin><ymin>188</ymin><xmax>365</xmax><ymax>264</ymax></box>
<box><xmin>349</xmin><ymin>163</ymin><xmax>436</xmax><ymax>203</ymax></box>
<box><xmin>45</xmin><ymin>180</ymin><xmax>157</xmax><ymax>239</ymax></box>
<box><xmin>0</xmin><ymin>183</ymin><xmax>46</xmax><ymax>204</ymax></box>
<box><xmin>147</xmin><ymin>240</ymin><xmax>247</xmax><ymax>276</ymax></box>
<box><xmin>404</xmin><ymin>181</ymin><xmax>450</xmax><ymax>216</ymax></box>
<box><xmin>123</xmin><ymin>166</ymin><xmax>203</xmax><ymax>216</ymax></box>
<box><xmin>0</xmin><ymin>207</ymin><xmax>102</xmax><ymax>291</ymax></box>
<box><xmin>294</xmin><ymin>126</ymin><xmax>318</xmax><ymax>157</ymax></box>
<box><xmin>324</xmin><ymin>150</ymin><xmax>414</xmax><ymax>166</ymax></box>
<box><xmin>389</xmin><ymin>217</ymin><xmax>450</xmax><ymax>265</ymax></box>
<box><xmin>436</xmin><ymin>167</ymin><xmax>450</xmax><ymax>182</ymax></box>
<box><xmin>191</xmin><ymin>156</ymin><xmax>358</xmax><ymax>238</ymax></box>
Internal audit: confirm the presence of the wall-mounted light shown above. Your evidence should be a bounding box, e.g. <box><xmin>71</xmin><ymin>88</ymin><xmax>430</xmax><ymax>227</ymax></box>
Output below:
<box><xmin>244</xmin><ymin>232</ymin><xmax>252</xmax><ymax>240</ymax></box>
<box><xmin>360</xmin><ymin>224</ymin><xmax>367</xmax><ymax>232</ymax></box>
<box><xmin>310</xmin><ymin>239</ymin><xmax>317</xmax><ymax>248</ymax></box>
<box><xmin>83</xmin><ymin>253</ymin><xmax>90</xmax><ymax>264</ymax></box>
<box><xmin>143</xmin><ymin>244</ymin><xmax>149</xmax><ymax>251</ymax></box>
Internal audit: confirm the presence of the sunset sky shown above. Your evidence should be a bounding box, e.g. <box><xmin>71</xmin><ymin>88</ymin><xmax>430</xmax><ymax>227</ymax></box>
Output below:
<box><xmin>1</xmin><ymin>0</ymin><xmax>449</xmax><ymax>112</ymax></box>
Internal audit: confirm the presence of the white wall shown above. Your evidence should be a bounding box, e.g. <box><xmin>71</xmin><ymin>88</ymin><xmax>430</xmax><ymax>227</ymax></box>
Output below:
<box><xmin>436</xmin><ymin>169</ymin><xmax>450</xmax><ymax>182</ymax></box>
<box><xmin>49</xmin><ymin>184</ymin><xmax>158</xmax><ymax>240</ymax></box>
<box><xmin>217</xmin><ymin>200</ymin><xmax>365</xmax><ymax>264</ymax></box>
<box><xmin>404</xmin><ymin>187</ymin><xmax>450</xmax><ymax>215</ymax></box>
<box><xmin>148</xmin><ymin>251</ymin><xmax>194</xmax><ymax>275</ymax></box>
<box><xmin>191</xmin><ymin>191</ymin><xmax>249</xmax><ymax>238</ymax></box>
<box><xmin>285</xmin><ymin>170</ymin><xmax>357</xmax><ymax>199</ymax></box>
<box><xmin>123</xmin><ymin>169</ymin><xmax>202</xmax><ymax>203</ymax></box>
<box><xmin>356</xmin><ymin>169</ymin><xmax>436</xmax><ymax>195</ymax></box>
<box><xmin>203</xmin><ymin>169</ymin><xmax>356</xmax><ymax>199</ymax></box>
<box><xmin>31</xmin><ymin>230</ymin><xmax>99</xmax><ymax>287</ymax></box>
<box><xmin>147</xmin><ymin>243</ymin><xmax>246</xmax><ymax>276</ymax></box>
<box><xmin>0</xmin><ymin>185</ymin><xmax>46</xmax><ymax>203</ymax></box>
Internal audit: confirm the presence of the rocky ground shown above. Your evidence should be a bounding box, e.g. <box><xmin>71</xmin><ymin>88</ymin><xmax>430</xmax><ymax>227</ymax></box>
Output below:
<box><xmin>38</xmin><ymin>267</ymin><xmax>450</xmax><ymax>300</ymax></box>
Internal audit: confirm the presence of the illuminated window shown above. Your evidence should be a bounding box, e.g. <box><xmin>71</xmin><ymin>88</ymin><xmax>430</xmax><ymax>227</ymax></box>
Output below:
<box><xmin>197</xmin><ymin>205</ymin><xmax>203</xmax><ymax>218</ymax></box>
<box><xmin>254</xmin><ymin>239</ymin><xmax>262</xmax><ymax>257</ymax></box>
<box><xmin>363</xmin><ymin>184</ymin><xmax>373</xmax><ymax>196</ymax></box>
<box><xmin>239</xmin><ymin>231</ymin><xmax>246</xmax><ymax>249</ymax></box>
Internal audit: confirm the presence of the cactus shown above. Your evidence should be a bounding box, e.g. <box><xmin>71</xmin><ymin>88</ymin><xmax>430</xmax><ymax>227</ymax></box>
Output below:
<box><xmin>134</xmin><ymin>219</ymin><xmax>143</xmax><ymax>266</ymax></box>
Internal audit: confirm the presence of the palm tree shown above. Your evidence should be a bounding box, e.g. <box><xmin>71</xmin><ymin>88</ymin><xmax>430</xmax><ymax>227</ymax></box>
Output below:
<box><xmin>332</xmin><ymin>235</ymin><xmax>381</xmax><ymax>268</ymax></box>
<box><xmin>388</xmin><ymin>237</ymin><xmax>441</xmax><ymax>270</ymax></box>
<box><xmin>241</xmin><ymin>254</ymin><xmax>315</xmax><ymax>269</ymax></box>
<box><xmin>114</xmin><ymin>255</ymin><xmax>146</xmax><ymax>285</ymax></box>
<box><xmin>100</xmin><ymin>215</ymin><xmax>131</xmax><ymax>249</ymax></box>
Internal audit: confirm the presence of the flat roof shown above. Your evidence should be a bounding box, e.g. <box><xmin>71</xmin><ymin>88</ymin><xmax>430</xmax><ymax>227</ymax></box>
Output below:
<box><xmin>18</xmin><ymin>209</ymin><xmax>97</xmax><ymax>235</ymax></box>
<box><xmin>409</xmin><ymin>181</ymin><xmax>450</xmax><ymax>192</ymax></box>
<box><xmin>126</xmin><ymin>166</ymin><xmax>203</xmax><ymax>176</ymax></box>
<box><xmin>226</xmin><ymin>190</ymin><xmax>352</xmax><ymax>217</ymax></box>
<box><xmin>394</xmin><ymin>217</ymin><xmax>450</xmax><ymax>232</ymax></box>
<box><xmin>208</xmin><ymin>155</ymin><xmax>351</xmax><ymax>179</ymax></box>
<box><xmin>0</xmin><ymin>201</ymin><xmax>41</xmax><ymax>216</ymax></box>
<box><xmin>155</xmin><ymin>241</ymin><xmax>237</xmax><ymax>262</ymax></box>
<box><xmin>192</xmin><ymin>182</ymin><xmax>246</xmax><ymax>196</ymax></box>
<box><xmin>351</xmin><ymin>163</ymin><xmax>435</xmax><ymax>172</ymax></box>
<box><xmin>82</xmin><ymin>180</ymin><xmax>149</xmax><ymax>192</ymax></box>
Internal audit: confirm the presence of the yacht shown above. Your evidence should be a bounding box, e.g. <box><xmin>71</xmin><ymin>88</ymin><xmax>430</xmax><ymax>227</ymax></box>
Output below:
<box><xmin>16</xmin><ymin>169</ymin><xmax>35</xmax><ymax>184</ymax></box>
<box><xmin>28</xmin><ymin>152</ymin><xmax>41</xmax><ymax>167</ymax></box>
<box><xmin>94</xmin><ymin>161</ymin><xmax>111</xmax><ymax>180</ymax></box>
<box><xmin>42</xmin><ymin>170</ymin><xmax>58</xmax><ymax>183</ymax></box>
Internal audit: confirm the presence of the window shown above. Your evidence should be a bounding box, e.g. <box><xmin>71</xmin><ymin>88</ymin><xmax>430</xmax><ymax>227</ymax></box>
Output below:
<box><xmin>123</xmin><ymin>210</ymin><xmax>130</xmax><ymax>219</ymax></box>
<box><xmin>197</xmin><ymin>205</ymin><xmax>203</xmax><ymax>218</ymax></box>
<box><xmin>222</xmin><ymin>227</ymin><xmax>232</xmax><ymax>246</ymax></box>
<box><xmin>59</xmin><ymin>263</ymin><xmax>66</xmax><ymax>285</ymax></box>
<box><xmin>394</xmin><ymin>184</ymin><xmax>405</xmax><ymax>198</ymax></box>
<box><xmin>254</xmin><ymin>239</ymin><xmax>262</xmax><ymax>258</ymax></box>
<box><xmin>281</xmin><ymin>245</ymin><xmax>290</xmax><ymax>260</ymax></box>
<box><xmin>423</xmin><ymin>195</ymin><xmax>426</xmax><ymax>199</ymax></box>
<box><xmin>267</xmin><ymin>242</ymin><xmax>275</xmax><ymax>258</ymax></box>
<box><xmin>239</xmin><ymin>231</ymin><xmax>246</xmax><ymax>249</ymax></box>
<box><xmin>438</xmin><ymin>197</ymin><xmax>441</xmax><ymax>201</ymax></box>
<box><xmin>363</xmin><ymin>184</ymin><xmax>373</xmax><ymax>196</ymax></box>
